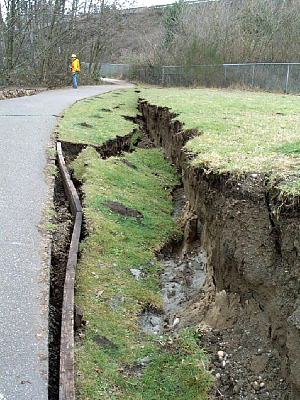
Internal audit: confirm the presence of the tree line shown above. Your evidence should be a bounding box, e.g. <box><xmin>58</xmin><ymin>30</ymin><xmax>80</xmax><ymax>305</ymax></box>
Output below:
<box><xmin>1</xmin><ymin>0</ymin><xmax>300</xmax><ymax>86</ymax></box>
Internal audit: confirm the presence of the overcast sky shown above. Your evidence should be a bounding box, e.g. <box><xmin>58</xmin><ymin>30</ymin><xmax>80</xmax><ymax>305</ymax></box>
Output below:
<box><xmin>132</xmin><ymin>0</ymin><xmax>175</xmax><ymax>7</ymax></box>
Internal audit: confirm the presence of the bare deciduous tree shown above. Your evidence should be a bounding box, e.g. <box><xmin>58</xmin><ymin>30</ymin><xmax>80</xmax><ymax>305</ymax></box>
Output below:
<box><xmin>0</xmin><ymin>0</ymin><xmax>135</xmax><ymax>85</ymax></box>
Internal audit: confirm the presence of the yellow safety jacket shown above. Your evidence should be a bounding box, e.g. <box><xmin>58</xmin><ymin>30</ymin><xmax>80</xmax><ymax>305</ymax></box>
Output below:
<box><xmin>72</xmin><ymin>58</ymin><xmax>80</xmax><ymax>73</ymax></box>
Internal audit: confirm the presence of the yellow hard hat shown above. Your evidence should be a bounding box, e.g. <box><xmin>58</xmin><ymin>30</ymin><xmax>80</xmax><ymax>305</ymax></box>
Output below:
<box><xmin>71</xmin><ymin>54</ymin><xmax>76</xmax><ymax>58</ymax></box>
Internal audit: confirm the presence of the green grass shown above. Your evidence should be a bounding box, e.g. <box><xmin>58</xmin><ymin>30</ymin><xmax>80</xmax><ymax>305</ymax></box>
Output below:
<box><xmin>139</xmin><ymin>87</ymin><xmax>300</xmax><ymax>194</ymax></box>
<box><xmin>72</xmin><ymin>147</ymin><xmax>211</xmax><ymax>399</ymax></box>
<box><xmin>58</xmin><ymin>88</ymin><xmax>139</xmax><ymax>145</ymax></box>
<box><xmin>59</xmin><ymin>86</ymin><xmax>300</xmax><ymax>195</ymax></box>
<box><xmin>276</xmin><ymin>141</ymin><xmax>300</xmax><ymax>155</ymax></box>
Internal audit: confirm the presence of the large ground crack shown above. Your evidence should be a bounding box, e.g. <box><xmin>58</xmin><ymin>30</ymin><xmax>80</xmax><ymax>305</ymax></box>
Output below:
<box><xmin>48</xmin><ymin>116</ymin><xmax>147</xmax><ymax>398</ymax></box>
<box><xmin>138</xmin><ymin>99</ymin><xmax>294</xmax><ymax>399</ymax></box>
<box><xmin>48</xmin><ymin>174</ymin><xmax>73</xmax><ymax>400</ymax></box>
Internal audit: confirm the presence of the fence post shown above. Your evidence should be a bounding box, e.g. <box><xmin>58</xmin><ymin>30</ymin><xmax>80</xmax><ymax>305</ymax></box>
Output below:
<box><xmin>252</xmin><ymin>64</ymin><xmax>255</xmax><ymax>88</ymax></box>
<box><xmin>285</xmin><ymin>64</ymin><xmax>290</xmax><ymax>93</ymax></box>
<box><xmin>162</xmin><ymin>66</ymin><xmax>165</xmax><ymax>86</ymax></box>
<box><xmin>180</xmin><ymin>66</ymin><xmax>183</xmax><ymax>86</ymax></box>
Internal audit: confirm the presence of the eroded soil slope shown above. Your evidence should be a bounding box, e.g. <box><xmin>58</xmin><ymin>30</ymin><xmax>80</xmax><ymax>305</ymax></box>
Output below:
<box><xmin>139</xmin><ymin>100</ymin><xmax>300</xmax><ymax>399</ymax></box>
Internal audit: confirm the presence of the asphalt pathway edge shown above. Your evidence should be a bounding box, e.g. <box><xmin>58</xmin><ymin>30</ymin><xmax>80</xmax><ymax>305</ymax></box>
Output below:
<box><xmin>0</xmin><ymin>84</ymin><xmax>133</xmax><ymax>400</ymax></box>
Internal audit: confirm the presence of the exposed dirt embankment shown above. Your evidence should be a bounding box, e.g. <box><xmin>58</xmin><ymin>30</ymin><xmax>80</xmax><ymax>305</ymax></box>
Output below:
<box><xmin>139</xmin><ymin>99</ymin><xmax>300</xmax><ymax>399</ymax></box>
<box><xmin>60</xmin><ymin>129</ymin><xmax>137</xmax><ymax>164</ymax></box>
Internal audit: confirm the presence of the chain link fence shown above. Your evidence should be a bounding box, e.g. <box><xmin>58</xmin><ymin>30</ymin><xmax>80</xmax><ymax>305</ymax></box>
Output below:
<box><xmin>80</xmin><ymin>63</ymin><xmax>130</xmax><ymax>80</ymax></box>
<box><xmin>99</xmin><ymin>62</ymin><xmax>300</xmax><ymax>93</ymax></box>
<box><xmin>98</xmin><ymin>63</ymin><xmax>131</xmax><ymax>80</ymax></box>
<box><xmin>133</xmin><ymin>63</ymin><xmax>300</xmax><ymax>93</ymax></box>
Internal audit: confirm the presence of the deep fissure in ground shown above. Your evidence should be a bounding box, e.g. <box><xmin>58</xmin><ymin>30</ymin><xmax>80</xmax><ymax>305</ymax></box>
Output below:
<box><xmin>48</xmin><ymin>129</ymin><xmax>149</xmax><ymax>398</ymax></box>
<box><xmin>49</xmin><ymin>101</ymin><xmax>299</xmax><ymax>399</ymax></box>
<box><xmin>48</xmin><ymin>173</ymin><xmax>73</xmax><ymax>400</ymax></box>
<box><xmin>138</xmin><ymin>99</ymin><xmax>300</xmax><ymax>399</ymax></box>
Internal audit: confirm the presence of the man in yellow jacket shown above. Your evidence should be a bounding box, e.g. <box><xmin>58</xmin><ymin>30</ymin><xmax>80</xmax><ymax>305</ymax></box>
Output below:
<box><xmin>71</xmin><ymin>54</ymin><xmax>80</xmax><ymax>88</ymax></box>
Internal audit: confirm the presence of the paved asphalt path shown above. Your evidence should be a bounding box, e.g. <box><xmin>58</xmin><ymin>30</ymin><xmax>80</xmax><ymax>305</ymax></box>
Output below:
<box><xmin>0</xmin><ymin>83</ymin><xmax>132</xmax><ymax>400</ymax></box>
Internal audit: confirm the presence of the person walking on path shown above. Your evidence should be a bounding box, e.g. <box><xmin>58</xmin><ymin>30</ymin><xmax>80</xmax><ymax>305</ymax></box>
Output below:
<box><xmin>71</xmin><ymin>54</ymin><xmax>80</xmax><ymax>88</ymax></box>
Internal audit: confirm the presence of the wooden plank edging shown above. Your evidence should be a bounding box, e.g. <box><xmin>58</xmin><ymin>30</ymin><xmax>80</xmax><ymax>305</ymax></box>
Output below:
<box><xmin>56</xmin><ymin>141</ymin><xmax>82</xmax><ymax>400</ymax></box>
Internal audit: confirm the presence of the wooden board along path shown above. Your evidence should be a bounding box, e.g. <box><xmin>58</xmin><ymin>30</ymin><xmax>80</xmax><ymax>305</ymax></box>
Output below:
<box><xmin>57</xmin><ymin>141</ymin><xmax>82</xmax><ymax>400</ymax></box>
<box><xmin>57</xmin><ymin>142</ymin><xmax>82</xmax><ymax>217</ymax></box>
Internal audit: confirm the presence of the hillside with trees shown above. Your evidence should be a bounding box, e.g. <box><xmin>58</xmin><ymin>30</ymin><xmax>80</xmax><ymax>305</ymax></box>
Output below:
<box><xmin>125</xmin><ymin>0</ymin><xmax>300</xmax><ymax>65</ymax></box>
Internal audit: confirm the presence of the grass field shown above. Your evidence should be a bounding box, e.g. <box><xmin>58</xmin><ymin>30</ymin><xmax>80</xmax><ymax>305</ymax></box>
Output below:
<box><xmin>59</xmin><ymin>87</ymin><xmax>300</xmax><ymax>195</ymax></box>
<box><xmin>139</xmin><ymin>87</ymin><xmax>300</xmax><ymax>195</ymax></box>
